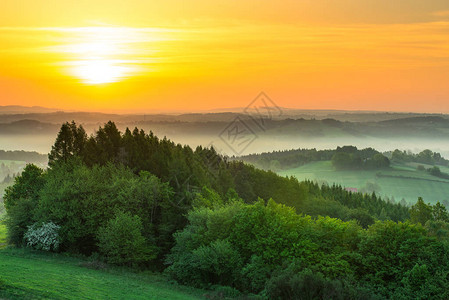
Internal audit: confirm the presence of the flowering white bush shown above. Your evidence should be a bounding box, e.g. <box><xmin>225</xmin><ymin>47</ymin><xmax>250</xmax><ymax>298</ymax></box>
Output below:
<box><xmin>24</xmin><ymin>222</ymin><xmax>61</xmax><ymax>251</ymax></box>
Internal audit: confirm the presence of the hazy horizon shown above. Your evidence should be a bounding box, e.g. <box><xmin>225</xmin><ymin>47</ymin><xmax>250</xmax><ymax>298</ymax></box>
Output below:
<box><xmin>3</xmin><ymin>104</ymin><xmax>449</xmax><ymax>116</ymax></box>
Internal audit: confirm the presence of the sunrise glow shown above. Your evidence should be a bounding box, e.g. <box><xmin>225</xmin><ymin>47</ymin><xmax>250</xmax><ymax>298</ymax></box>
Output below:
<box><xmin>1</xmin><ymin>1</ymin><xmax>449</xmax><ymax>112</ymax></box>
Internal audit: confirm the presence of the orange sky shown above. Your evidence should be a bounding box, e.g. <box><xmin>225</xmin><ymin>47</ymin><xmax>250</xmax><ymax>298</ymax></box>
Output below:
<box><xmin>1</xmin><ymin>0</ymin><xmax>449</xmax><ymax>113</ymax></box>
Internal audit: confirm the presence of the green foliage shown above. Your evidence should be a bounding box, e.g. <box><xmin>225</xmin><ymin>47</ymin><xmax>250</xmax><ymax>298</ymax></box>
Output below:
<box><xmin>432</xmin><ymin>201</ymin><xmax>449</xmax><ymax>222</ymax></box>
<box><xmin>410</xmin><ymin>197</ymin><xmax>434</xmax><ymax>225</ymax></box>
<box><xmin>192</xmin><ymin>186</ymin><xmax>224</xmax><ymax>209</ymax></box>
<box><xmin>5</xmin><ymin>197</ymin><xmax>35</xmax><ymax>246</ymax></box>
<box><xmin>36</xmin><ymin>161</ymin><xmax>173</xmax><ymax>255</ymax></box>
<box><xmin>425</xmin><ymin>220</ymin><xmax>449</xmax><ymax>240</ymax></box>
<box><xmin>345</xmin><ymin>208</ymin><xmax>375</xmax><ymax>229</ymax></box>
<box><xmin>24</xmin><ymin>221</ymin><xmax>60</xmax><ymax>251</ymax></box>
<box><xmin>309</xmin><ymin>182</ymin><xmax>409</xmax><ymax>222</ymax></box>
<box><xmin>426</xmin><ymin>166</ymin><xmax>449</xmax><ymax>179</ymax></box>
<box><xmin>45</xmin><ymin>122</ymin><xmax>407</xmax><ymax>228</ymax></box>
<box><xmin>167</xmin><ymin>200</ymin><xmax>449</xmax><ymax>297</ymax></box>
<box><xmin>48</xmin><ymin>121</ymin><xmax>87</xmax><ymax>165</ymax></box>
<box><xmin>239</xmin><ymin>145</ymin><xmax>386</xmax><ymax>171</ymax></box>
<box><xmin>356</xmin><ymin>220</ymin><xmax>449</xmax><ymax>299</ymax></box>
<box><xmin>167</xmin><ymin>200</ymin><xmax>363</xmax><ymax>293</ymax></box>
<box><xmin>332</xmin><ymin>152</ymin><xmax>390</xmax><ymax>171</ymax></box>
<box><xmin>265</xmin><ymin>266</ymin><xmax>378</xmax><ymax>300</ymax></box>
<box><xmin>332</xmin><ymin>152</ymin><xmax>358</xmax><ymax>170</ymax></box>
<box><xmin>392</xmin><ymin>149</ymin><xmax>449</xmax><ymax>166</ymax></box>
<box><xmin>3</xmin><ymin>164</ymin><xmax>45</xmax><ymax>210</ymax></box>
<box><xmin>3</xmin><ymin>164</ymin><xmax>45</xmax><ymax>245</ymax></box>
<box><xmin>167</xmin><ymin>239</ymin><xmax>243</xmax><ymax>288</ymax></box>
<box><xmin>97</xmin><ymin>211</ymin><xmax>156</xmax><ymax>266</ymax></box>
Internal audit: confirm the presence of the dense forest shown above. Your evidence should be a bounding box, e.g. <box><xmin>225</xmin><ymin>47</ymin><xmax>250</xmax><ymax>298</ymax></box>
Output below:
<box><xmin>4</xmin><ymin>121</ymin><xmax>449</xmax><ymax>299</ymax></box>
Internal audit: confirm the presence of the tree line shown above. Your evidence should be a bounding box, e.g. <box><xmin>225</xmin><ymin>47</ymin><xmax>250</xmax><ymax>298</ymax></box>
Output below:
<box><xmin>239</xmin><ymin>146</ymin><xmax>390</xmax><ymax>171</ymax></box>
<box><xmin>389</xmin><ymin>149</ymin><xmax>449</xmax><ymax>166</ymax></box>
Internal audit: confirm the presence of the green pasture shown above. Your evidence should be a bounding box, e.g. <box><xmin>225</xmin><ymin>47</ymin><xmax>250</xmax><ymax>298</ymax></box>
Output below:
<box><xmin>279</xmin><ymin>161</ymin><xmax>449</xmax><ymax>205</ymax></box>
<box><xmin>0</xmin><ymin>248</ymin><xmax>204</xmax><ymax>300</ymax></box>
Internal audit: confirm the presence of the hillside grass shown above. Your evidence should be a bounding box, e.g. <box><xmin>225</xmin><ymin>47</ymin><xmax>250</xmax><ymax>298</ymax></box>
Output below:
<box><xmin>279</xmin><ymin>161</ymin><xmax>449</xmax><ymax>205</ymax></box>
<box><xmin>0</xmin><ymin>248</ymin><xmax>205</xmax><ymax>300</ymax></box>
<box><xmin>0</xmin><ymin>222</ymin><xmax>6</xmax><ymax>249</ymax></box>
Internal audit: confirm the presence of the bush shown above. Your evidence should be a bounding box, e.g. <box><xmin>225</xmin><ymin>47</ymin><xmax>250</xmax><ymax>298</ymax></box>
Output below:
<box><xmin>240</xmin><ymin>255</ymin><xmax>272</xmax><ymax>293</ymax></box>
<box><xmin>265</xmin><ymin>266</ymin><xmax>378</xmax><ymax>300</ymax></box>
<box><xmin>205</xmin><ymin>285</ymin><xmax>242</xmax><ymax>299</ymax></box>
<box><xmin>166</xmin><ymin>239</ymin><xmax>243</xmax><ymax>288</ymax></box>
<box><xmin>97</xmin><ymin>211</ymin><xmax>156</xmax><ymax>266</ymax></box>
<box><xmin>24</xmin><ymin>222</ymin><xmax>60</xmax><ymax>251</ymax></box>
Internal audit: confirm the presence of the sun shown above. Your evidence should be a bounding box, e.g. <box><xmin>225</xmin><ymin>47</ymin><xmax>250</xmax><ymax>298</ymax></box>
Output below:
<box><xmin>71</xmin><ymin>59</ymin><xmax>131</xmax><ymax>84</ymax></box>
<box><xmin>61</xmin><ymin>27</ymin><xmax>139</xmax><ymax>85</ymax></box>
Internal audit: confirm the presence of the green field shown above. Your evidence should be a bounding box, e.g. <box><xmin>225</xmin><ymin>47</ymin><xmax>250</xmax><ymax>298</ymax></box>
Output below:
<box><xmin>279</xmin><ymin>161</ymin><xmax>449</xmax><ymax>205</ymax></box>
<box><xmin>0</xmin><ymin>222</ymin><xmax>6</xmax><ymax>249</ymax></box>
<box><xmin>0</xmin><ymin>248</ymin><xmax>205</xmax><ymax>300</ymax></box>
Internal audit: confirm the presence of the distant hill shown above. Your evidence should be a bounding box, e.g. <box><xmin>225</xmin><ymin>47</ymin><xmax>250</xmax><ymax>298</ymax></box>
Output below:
<box><xmin>0</xmin><ymin>105</ymin><xmax>61</xmax><ymax>114</ymax></box>
<box><xmin>1</xmin><ymin>110</ymin><xmax>449</xmax><ymax>156</ymax></box>
<box><xmin>0</xmin><ymin>120</ymin><xmax>59</xmax><ymax>135</ymax></box>
<box><xmin>0</xmin><ymin>149</ymin><xmax>47</xmax><ymax>164</ymax></box>
<box><xmin>379</xmin><ymin>116</ymin><xmax>449</xmax><ymax>125</ymax></box>
<box><xmin>1</xmin><ymin>106</ymin><xmax>448</xmax><ymax>124</ymax></box>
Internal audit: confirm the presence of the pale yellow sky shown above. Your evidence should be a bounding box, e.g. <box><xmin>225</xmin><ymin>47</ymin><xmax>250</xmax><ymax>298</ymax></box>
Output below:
<box><xmin>1</xmin><ymin>0</ymin><xmax>449</xmax><ymax>112</ymax></box>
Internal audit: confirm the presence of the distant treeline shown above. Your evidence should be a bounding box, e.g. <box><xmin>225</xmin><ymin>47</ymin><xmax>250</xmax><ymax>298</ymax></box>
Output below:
<box><xmin>389</xmin><ymin>149</ymin><xmax>449</xmax><ymax>166</ymax></box>
<box><xmin>239</xmin><ymin>145</ymin><xmax>390</xmax><ymax>171</ymax></box>
<box><xmin>0</xmin><ymin>150</ymin><xmax>47</xmax><ymax>164</ymax></box>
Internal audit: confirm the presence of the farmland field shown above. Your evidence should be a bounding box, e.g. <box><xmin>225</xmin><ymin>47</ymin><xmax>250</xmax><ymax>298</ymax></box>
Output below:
<box><xmin>0</xmin><ymin>248</ymin><xmax>205</xmax><ymax>300</ymax></box>
<box><xmin>279</xmin><ymin>161</ymin><xmax>449</xmax><ymax>205</ymax></box>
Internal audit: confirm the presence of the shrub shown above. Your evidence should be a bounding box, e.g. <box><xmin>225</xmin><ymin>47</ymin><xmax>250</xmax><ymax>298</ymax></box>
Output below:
<box><xmin>166</xmin><ymin>239</ymin><xmax>243</xmax><ymax>288</ymax></box>
<box><xmin>97</xmin><ymin>211</ymin><xmax>156</xmax><ymax>266</ymax></box>
<box><xmin>24</xmin><ymin>222</ymin><xmax>60</xmax><ymax>251</ymax></box>
<box><xmin>240</xmin><ymin>255</ymin><xmax>272</xmax><ymax>293</ymax></box>
<box><xmin>265</xmin><ymin>266</ymin><xmax>377</xmax><ymax>300</ymax></box>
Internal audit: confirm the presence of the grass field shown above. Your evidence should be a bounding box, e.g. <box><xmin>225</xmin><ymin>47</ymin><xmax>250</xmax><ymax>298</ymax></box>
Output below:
<box><xmin>279</xmin><ymin>161</ymin><xmax>449</xmax><ymax>205</ymax></box>
<box><xmin>0</xmin><ymin>222</ymin><xmax>6</xmax><ymax>249</ymax></box>
<box><xmin>0</xmin><ymin>248</ymin><xmax>205</xmax><ymax>300</ymax></box>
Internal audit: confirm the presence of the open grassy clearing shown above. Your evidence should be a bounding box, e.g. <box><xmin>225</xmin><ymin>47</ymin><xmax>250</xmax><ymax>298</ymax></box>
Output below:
<box><xmin>279</xmin><ymin>161</ymin><xmax>449</xmax><ymax>205</ymax></box>
<box><xmin>0</xmin><ymin>248</ymin><xmax>205</xmax><ymax>300</ymax></box>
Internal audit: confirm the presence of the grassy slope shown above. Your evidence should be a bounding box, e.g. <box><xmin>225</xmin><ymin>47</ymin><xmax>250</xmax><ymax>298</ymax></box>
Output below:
<box><xmin>0</xmin><ymin>248</ymin><xmax>204</xmax><ymax>300</ymax></box>
<box><xmin>0</xmin><ymin>223</ymin><xmax>6</xmax><ymax>249</ymax></box>
<box><xmin>279</xmin><ymin>161</ymin><xmax>449</xmax><ymax>205</ymax></box>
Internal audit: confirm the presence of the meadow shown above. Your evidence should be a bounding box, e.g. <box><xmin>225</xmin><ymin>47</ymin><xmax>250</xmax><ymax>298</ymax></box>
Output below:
<box><xmin>279</xmin><ymin>161</ymin><xmax>449</xmax><ymax>205</ymax></box>
<box><xmin>0</xmin><ymin>222</ymin><xmax>6</xmax><ymax>249</ymax></box>
<box><xmin>0</xmin><ymin>247</ymin><xmax>205</xmax><ymax>300</ymax></box>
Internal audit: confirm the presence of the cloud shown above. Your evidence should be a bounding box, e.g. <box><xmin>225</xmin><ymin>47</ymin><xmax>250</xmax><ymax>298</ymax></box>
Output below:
<box><xmin>432</xmin><ymin>10</ymin><xmax>449</xmax><ymax>17</ymax></box>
